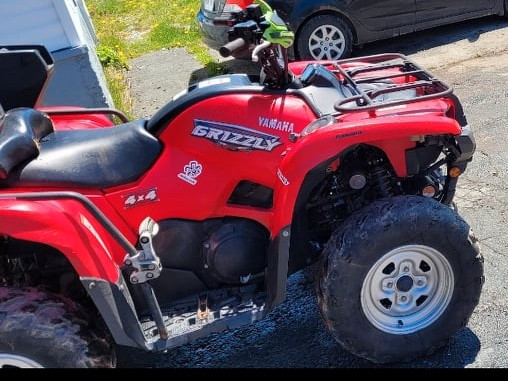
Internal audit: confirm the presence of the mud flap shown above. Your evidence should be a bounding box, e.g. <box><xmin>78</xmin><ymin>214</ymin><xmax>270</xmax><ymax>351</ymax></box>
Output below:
<box><xmin>266</xmin><ymin>226</ymin><xmax>291</xmax><ymax>310</ymax></box>
<box><xmin>81</xmin><ymin>275</ymin><xmax>150</xmax><ymax>350</ymax></box>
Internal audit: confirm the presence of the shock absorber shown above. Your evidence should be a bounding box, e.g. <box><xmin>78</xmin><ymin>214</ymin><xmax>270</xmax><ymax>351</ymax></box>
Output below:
<box><xmin>371</xmin><ymin>166</ymin><xmax>397</xmax><ymax>198</ymax></box>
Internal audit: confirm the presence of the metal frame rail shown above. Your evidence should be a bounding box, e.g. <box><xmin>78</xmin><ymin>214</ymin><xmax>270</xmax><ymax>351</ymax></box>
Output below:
<box><xmin>330</xmin><ymin>53</ymin><xmax>453</xmax><ymax>113</ymax></box>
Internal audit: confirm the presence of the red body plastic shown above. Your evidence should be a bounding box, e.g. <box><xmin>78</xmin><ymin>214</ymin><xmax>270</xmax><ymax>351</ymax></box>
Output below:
<box><xmin>0</xmin><ymin>60</ymin><xmax>462</xmax><ymax>282</ymax></box>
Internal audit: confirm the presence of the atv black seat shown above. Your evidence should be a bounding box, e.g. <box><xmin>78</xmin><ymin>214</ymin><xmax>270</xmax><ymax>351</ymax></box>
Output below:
<box><xmin>7</xmin><ymin>120</ymin><xmax>162</xmax><ymax>189</ymax></box>
<box><xmin>0</xmin><ymin>108</ymin><xmax>54</xmax><ymax>179</ymax></box>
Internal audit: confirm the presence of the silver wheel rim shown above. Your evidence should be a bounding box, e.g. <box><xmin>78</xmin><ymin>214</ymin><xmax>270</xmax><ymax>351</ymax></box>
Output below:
<box><xmin>0</xmin><ymin>353</ymin><xmax>44</xmax><ymax>368</ymax></box>
<box><xmin>360</xmin><ymin>245</ymin><xmax>454</xmax><ymax>335</ymax></box>
<box><xmin>308</xmin><ymin>24</ymin><xmax>346</xmax><ymax>60</ymax></box>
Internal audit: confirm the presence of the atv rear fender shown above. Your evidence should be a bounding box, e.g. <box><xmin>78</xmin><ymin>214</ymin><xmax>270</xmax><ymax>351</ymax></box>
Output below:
<box><xmin>0</xmin><ymin>192</ymin><xmax>151</xmax><ymax>348</ymax></box>
<box><xmin>0</xmin><ymin>194</ymin><xmax>136</xmax><ymax>282</ymax></box>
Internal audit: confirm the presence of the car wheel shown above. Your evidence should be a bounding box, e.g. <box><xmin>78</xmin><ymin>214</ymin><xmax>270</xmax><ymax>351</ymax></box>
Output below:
<box><xmin>297</xmin><ymin>15</ymin><xmax>353</xmax><ymax>60</ymax></box>
<box><xmin>317</xmin><ymin>196</ymin><xmax>484</xmax><ymax>363</ymax></box>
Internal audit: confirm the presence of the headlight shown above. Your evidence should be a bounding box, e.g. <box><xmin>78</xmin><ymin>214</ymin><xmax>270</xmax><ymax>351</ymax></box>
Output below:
<box><xmin>301</xmin><ymin>115</ymin><xmax>336</xmax><ymax>136</ymax></box>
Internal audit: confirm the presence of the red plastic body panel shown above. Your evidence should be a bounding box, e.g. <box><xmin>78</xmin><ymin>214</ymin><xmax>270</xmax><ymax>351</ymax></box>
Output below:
<box><xmin>104</xmin><ymin>93</ymin><xmax>316</xmax><ymax>232</ymax></box>
<box><xmin>1</xmin><ymin>60</ymin><xmax>463</xmax><ymax>280</ymax></box>
<box><xmin>0</xmin><ymin>189</ymin><xmax>136</xmax><ymax>282</ymax></box>
<box><xmin>39</xmin><ymin>106</ymin><xmax>116</xmax><ymax>130</ymax></box>
<box><xmin>271</xmin><ymin>115</ymin><xmax>460</xmax><ymax>234</ymax></box>
<box><xmin>226</xmin><ymin>0</ymin><xmax>253</xmax><ymax>7</ymax></box>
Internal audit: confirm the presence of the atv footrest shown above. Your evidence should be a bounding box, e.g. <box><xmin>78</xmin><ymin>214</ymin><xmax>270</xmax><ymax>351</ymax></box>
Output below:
<box><xmin>142</xmin><ymin>294</ymin><xmax>267</xmax><ymax>351</ymax></box>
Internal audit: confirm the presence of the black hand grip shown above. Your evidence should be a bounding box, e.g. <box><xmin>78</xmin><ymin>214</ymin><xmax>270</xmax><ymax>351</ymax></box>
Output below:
<box><xmin>219</xmin><ymin>38</ymin><xmax>247</xmax><ymax>58</ymax></box>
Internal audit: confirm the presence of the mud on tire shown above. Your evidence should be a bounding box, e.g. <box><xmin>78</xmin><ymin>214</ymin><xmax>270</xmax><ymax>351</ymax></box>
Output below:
<box><xmin>0</xmin><ymin>287</ymin><xmax>115</xmax><ymax>368</ymax></box>
<box><xmin>317</xmin><ymin>196</ymin><xmax>484</xmax><ymax>363</ymax></box>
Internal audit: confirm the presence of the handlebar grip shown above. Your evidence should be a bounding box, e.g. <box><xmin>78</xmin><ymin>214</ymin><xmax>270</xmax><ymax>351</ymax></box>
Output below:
<box><xmin>219</xmin><ymin>38</ymin><xmax>247</xmax><ymax>58</ymax></box>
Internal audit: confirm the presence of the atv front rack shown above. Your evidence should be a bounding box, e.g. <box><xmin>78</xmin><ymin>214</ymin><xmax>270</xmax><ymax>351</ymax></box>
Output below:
<box><xmin>330</xmin><ymin>53</ymin><xmax>453</xmax><ymax>113</ymax></box>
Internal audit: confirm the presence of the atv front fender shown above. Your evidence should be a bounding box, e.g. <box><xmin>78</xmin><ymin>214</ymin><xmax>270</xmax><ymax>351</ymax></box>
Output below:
<box><xmin>266</xmin><ymin>115</ymin><xmax>461</xmax><ymax>308</ymax></box>
<box><xmin>271</xmin><ymin>114</ymin><xmax>462</xmax><ymax>236</ymax></box>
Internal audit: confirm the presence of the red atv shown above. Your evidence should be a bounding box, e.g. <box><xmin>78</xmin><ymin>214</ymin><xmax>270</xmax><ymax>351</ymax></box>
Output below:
<box><xmin>0</xmin><ymin>3</ymin><xmax>483</xmax><ymax>368</ymax></box>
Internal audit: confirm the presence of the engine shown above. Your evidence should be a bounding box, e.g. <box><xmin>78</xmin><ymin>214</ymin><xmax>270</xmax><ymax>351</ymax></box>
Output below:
<box><xmin>139</xmin><ymin>218</ymin><xmax>269</xmax><ymax>307</ymax></box>
<box><xmin>202</xmin><ymin>220</ymin><xmax>268</xmax><ymax>285</ymax></box>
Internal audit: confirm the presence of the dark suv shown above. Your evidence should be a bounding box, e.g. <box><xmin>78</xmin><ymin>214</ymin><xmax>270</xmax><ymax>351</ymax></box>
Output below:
<box><xmin>198</xmin><ymin>0</ymin><xmax>507</xmax><ymax>60</ymax></box>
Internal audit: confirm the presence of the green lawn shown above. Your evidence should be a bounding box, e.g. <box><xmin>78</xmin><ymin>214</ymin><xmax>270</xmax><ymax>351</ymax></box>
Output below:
<box><xmin>86</xmin><ymin>0</ymin><xmax>225</xmax><ymax>115</ymax></box>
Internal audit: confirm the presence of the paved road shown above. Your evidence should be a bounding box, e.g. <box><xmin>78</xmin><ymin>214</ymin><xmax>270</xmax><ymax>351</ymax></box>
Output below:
<box><xmin>118</xmin><ymin>16</ymin><xmax>508</xmax><ymax>368</ymax></box>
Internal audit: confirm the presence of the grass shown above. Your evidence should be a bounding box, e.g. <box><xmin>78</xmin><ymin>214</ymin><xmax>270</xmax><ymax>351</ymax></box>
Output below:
<box><xmin>86</xmin><ymin>0</ymin><xmax>227</xmax><ymax>115</ymax></box>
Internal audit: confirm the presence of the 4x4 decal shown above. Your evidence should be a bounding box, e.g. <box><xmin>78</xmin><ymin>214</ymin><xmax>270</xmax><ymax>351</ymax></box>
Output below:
<box><xmin>192</xmin><ymin>119</ymin><xmax>282</xmax><ymax>152</ymax></box>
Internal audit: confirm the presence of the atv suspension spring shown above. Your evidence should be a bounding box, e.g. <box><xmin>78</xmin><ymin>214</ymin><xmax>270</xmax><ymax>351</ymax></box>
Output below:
<box><xmin>371</xmin><ymin>166</ymin><xmax>397</xmax><ymax>198</ymax></box>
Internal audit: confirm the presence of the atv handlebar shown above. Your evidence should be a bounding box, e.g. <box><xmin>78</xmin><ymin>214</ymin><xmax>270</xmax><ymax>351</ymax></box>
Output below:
<box><xmin>251</xmin><ymin>40</ymin><xmax>271</xmax><ymax>63</ymax></box>
<box><xmin>220</xmin><ymin>1</ymin><xmax>293</xmax><ymax>88</ymax></box>
<box><xmin>219</xmin><ymin>38</ymin><xmax>247</xmax><ymax>58</ymax></box>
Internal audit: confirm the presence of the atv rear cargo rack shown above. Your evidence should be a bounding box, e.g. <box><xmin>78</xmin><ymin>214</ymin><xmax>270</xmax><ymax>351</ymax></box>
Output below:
<box><xmin>331</xmin><ymin>53</ymin><xmax>453</xmax><ymax>114</ymax></box>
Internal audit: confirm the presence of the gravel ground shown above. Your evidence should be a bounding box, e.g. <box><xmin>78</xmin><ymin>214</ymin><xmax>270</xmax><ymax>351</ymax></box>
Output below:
<box><xmin>119</xmin><ymin>15</ymin><xmax>508</xmax><ymax>368</ymax></box>
<box><xmin>127</xmin><ymin>48</ymin><xmax>208</xmax><ymax>119</ymax></box>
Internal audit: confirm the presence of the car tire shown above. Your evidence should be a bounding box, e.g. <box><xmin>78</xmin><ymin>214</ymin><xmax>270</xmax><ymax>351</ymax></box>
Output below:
<box><xmin>297</xmin><ymin>15</ymin><xmax>353</xmax><ymax>61</ymax></box>
<box><xmin>317</xmin><ymin>196</ymin><xmax>484</xmax><ymax>363</ymax></box>
<box><xmin>504</xmin><ymin>0</ymin><xmax>508</xmax><ymax>18</ymax></box>
<box><xmin>0</xmin><ymin>287</ymin><xmax>115</xmax><ymax>368</ymax></box>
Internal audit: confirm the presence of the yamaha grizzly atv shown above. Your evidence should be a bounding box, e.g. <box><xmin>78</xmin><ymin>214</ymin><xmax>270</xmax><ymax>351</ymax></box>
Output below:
<box><xmin>0</xmin><ymin>1</ymin><xmax>482</xmax><ymax>367</ymax></box>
